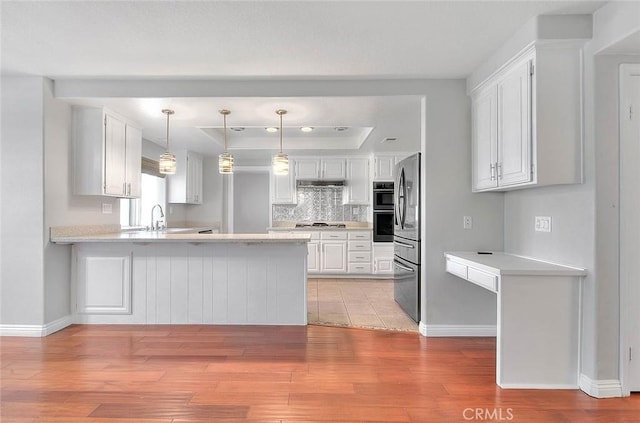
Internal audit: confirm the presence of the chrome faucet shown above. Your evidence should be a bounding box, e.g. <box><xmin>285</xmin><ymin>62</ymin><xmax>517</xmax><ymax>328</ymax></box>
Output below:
<box><xmin>150</xmin><ymin>204</ymin><xmax>165</xmax><ymax>231</ymax></box>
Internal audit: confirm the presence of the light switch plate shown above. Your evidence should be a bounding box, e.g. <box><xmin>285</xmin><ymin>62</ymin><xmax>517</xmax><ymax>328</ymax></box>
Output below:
<box><xmin>102</xmin><ymin>203</ymin><xmax>113</xmax><ymax>214</ymax></box>
<box><xmin>535</xmin><ymin>216</ymin><xmax>552</xmax><ymax>232</ymax></box>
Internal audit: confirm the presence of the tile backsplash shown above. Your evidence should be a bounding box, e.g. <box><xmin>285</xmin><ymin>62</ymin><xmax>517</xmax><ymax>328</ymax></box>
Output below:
<box><xmin>272</xmin><ymin>187</ymin><xmax>369</xmax><ymax>222</ymax></box>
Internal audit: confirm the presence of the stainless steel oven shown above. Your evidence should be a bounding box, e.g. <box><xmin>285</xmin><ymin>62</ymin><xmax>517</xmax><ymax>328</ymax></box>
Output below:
<box><xmin>373</xmin><ymin>182</ymin><xmax>394</xmax><ymax>242</ymax></box>
<box><xmin>373</xmin><ymin>211</ymin><xmax>393</xmax><ymax>242</ymax></box>
<box><xmin>373</xmin><ymin>182</ymin><xmax>394</xmax><ymax>210</ymax></box>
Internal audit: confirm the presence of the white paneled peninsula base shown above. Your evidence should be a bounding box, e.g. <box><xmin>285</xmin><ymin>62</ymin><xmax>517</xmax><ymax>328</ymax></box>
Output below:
<box><xmin>53</xmin><ymin>233</ymin><xmax>310</xmax><ymax>325</ymax></box>
<box><xmin>445</xmin><ymin>252</ymin><xmax>586</xmax><ymax>389</ymax></box>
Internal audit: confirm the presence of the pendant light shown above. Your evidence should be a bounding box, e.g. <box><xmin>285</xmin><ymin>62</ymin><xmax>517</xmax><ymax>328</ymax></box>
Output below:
<box><xmin>272</xmin><ymin>109</ymin><xmax>289</xmax><ymax>175</ymax></box>
<box><xmin>218</xmin><ymin>109</ymin><xmax>234</xmax><ymax>174</ymax></box>
<box><xmin>159</xmin><ymin>109</ymin><xmax>176</xmax><ymax>175</ymax></box>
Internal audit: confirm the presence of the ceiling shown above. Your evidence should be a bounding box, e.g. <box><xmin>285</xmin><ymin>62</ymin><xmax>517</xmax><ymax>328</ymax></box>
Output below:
<box><xmin>1</xmin><ymin>0</ymin><xmax>606</xmax><ymax>161</ymax></box>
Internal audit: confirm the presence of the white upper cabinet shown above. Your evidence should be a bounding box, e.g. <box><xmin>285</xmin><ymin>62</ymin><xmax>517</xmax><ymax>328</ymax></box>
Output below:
<box><xmin>344</xmin><ymin>158</ymin><xmax>370</xmax><ymax>205</ymax></box>
<box><xmin>295</xmin><ymin>159</ymin><xmax>321</xmax><ymax>179</ymax></box>
<box><xmin>497</xmin><ymin>57</ymin><xmax>532</xmax><ymax>187</ymax></box>
<box><xmin>470</xmin><ymin>44</ymin><xmax>583</xmax><ymax>192</ymax></box>
<box><xmin>124</xmin><ymin>125</ymin><xmax>142</xmax><ymax>198</ymax></box>
<box><xmin>321</xmin><ymin>159</ymin><xmax>346</xmax><ymax>180</ymax></box>
<box><xmin>373</xmin><ymin>155</ymin><xmax>396</xmax><ymax>181</ymax></box>
<box><xmin>472</xmin><ymin>86</ymin><xmax>498</xmax><ymax>190</ymax></box>
<box><xmin>295</xmin><ymin>158</ymin><xmax>345</xmax><ymax>180</ymax></box>
<box><xmin>73</xmin><ymin>107</ymin><xmax>142</xmax><ymax>198</ymax></box>
<box><xmin>373</xmin><ymin>153</ymin><xmax>410</xmax><ymax>181</ymax></box>
<box><xmin>168</xmin><ymin>150</ymin><xmax>203</xmax><ymax>204</ymax></box>
<box><xmin>270</xmin><ymin>159</ymin><xmax>297</xmax><ymax>204</ymax></box>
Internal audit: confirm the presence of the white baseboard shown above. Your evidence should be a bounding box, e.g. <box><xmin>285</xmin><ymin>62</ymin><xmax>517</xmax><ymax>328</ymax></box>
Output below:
<box><xmin>419</xmin><ymin>322</ymin><xmax>497</xmax><ymax>337</ymax></box>
<box><xmin>0</xmin><ymin>315</ymin><xmax>73</xmax><ymax>337</ymax></box>
<box><xmin>499</xmin><ymin>383</ymin><xmax>578</xmax><ymax>389</ymax></box>
<box><xmin>579</xmin><ymin>374</ymin><xmax>623</xmax><ymax>398</ymax></box>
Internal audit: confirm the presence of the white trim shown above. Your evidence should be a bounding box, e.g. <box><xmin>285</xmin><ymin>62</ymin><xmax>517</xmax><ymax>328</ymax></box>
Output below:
<box><xmin>420</xmin><ymin>323</ymin><xmax>497</xmax><ymax>337</ymax></box>
<box><xmin>579</xmin><ymin>374</ymin><xmax>623</xmax><ymax>398</ymax></box>
<box><xmin>619</xmin><ymin>63</ymin><xmax>640</xmax><ymax>397</ymax></box>
<box><xmin>0</xmin><ymin>315</ymin><xmax>73</xmax><ymax>337</ymax></box>
<box><xmin>500</xmin><ymin>383</ymin><xmax>578</xmax><ymax>390</ymax></box>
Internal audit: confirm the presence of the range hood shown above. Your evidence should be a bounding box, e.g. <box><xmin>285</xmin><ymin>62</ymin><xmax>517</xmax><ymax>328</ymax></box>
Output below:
<box><xmin>296</xmin><ymin>180</ymin><xmax>345</xmax><ymax>188</ymax></box>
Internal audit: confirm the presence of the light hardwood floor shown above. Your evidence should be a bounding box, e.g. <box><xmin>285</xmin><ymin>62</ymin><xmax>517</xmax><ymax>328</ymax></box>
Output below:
<box><xmin>1</xmin><ymin>324</ymin><xmax>639</xmax><ymax>422</ymax></box>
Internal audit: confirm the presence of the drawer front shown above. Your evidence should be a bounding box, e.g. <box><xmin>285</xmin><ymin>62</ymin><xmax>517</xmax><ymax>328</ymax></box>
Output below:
<box><xmin>445</xmin><ymin>258</ymin><xmax>468</xmax><ymax>279</ymax></box>
<box><xmin>300</xmin><ymin>231</ymin><xmax>320</xmax><ymax>240</ymax></box>
<box><xmin>348</xmin><ymin>231</ymin><xmax>372</xmax><ymax>241</ymax></box>
<box><xmin>321</xmin><ymin>231</ymin><xmax>347</xmax><ymax>240</ymax></box>
<box><xmin>348</xmin><ymin>241</ymin><xmax>371</xmax><ymax>251</ymax></box>
<box><xmin>348</xmin><ymin>251</ymin><xmax>372</xmax><ymax>263</ymax></box>
<box><xmin>467</xmin><ymin>267</ymin><xmax>498</xmax><ymax>292</ymax></box>
<box><xmin>348</xmin><ymin>263</ymin><xmax>372</xmax><ymax>274</ymax></box>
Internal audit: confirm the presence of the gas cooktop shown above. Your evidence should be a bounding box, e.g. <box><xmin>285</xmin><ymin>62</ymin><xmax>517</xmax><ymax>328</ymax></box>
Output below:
<box><xmin>295</xmin><ymin>222</ymin><xmax>346</xmax><ymax>228</ymax></box>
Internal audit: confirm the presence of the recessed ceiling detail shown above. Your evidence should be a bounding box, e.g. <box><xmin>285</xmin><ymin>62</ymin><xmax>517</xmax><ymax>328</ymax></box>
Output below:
<box><xmin>198</xmin><ymin>126</ymin><xmax>374</xmax><ymax>150</ymax></box>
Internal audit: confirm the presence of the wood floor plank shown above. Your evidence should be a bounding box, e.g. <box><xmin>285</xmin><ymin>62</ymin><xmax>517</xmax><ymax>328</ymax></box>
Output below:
<box><xmin>1</xmin><ymin>324</ymin><xmax>639</xmax><ymax>422</ymax></box>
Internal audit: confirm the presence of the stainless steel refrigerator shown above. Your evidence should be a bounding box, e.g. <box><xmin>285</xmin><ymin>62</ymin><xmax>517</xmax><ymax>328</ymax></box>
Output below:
<box><xmin>393</xmin><ymin>153</ymin><xmax>420</xmax><ymax>322</ymax></box>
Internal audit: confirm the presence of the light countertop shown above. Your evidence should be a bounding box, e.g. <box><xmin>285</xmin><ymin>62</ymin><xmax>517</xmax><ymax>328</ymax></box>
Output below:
<box><xmin>445</xmin><ymin>251</ymin><xmax>586</xmax><ymax>277</ymax></box>
<box><xmin>51</xmin><ymin>230</ymin><xmax>311</xmax><ymax>245</ymax></box>
<box><xmin>268</xmin><ymin>224</ymin><xmax>372</xmax><ymax>232</ymax></box>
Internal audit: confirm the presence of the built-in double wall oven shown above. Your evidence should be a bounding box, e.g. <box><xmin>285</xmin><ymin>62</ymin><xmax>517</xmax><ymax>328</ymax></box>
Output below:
<box><xmin>373</xmin><ymin>182</ymin><xmax>394</xmax><ymax>242</ymax></box>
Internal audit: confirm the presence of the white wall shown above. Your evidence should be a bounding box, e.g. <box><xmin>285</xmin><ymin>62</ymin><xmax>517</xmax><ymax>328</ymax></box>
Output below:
<box><xmin>423</xmin><ymin>81</ymin><xmax>503</xmax><ymax>326</ymax></box>
<box><xmin>42</xmin><ymin>79</ymin><xmax>121</xmax><ymax>323</ymax></box>
<box><xmin>1</xmin><ymin>77</ymin><xmax>46</xmax><ymax>325</ymax></box>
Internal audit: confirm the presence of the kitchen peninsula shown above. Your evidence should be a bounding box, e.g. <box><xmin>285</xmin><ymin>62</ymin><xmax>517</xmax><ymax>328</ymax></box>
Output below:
<box><xmin>51</xmin><ymin>227</ymin><xmax>310</xmax><ymax>326</ymax></box>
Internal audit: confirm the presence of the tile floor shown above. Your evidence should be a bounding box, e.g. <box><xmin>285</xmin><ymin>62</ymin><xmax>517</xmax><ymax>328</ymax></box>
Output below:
<box><xmin>307</xmin><ymin>278</ymin><xmax>418</xmax><ymax>332</ymax></box>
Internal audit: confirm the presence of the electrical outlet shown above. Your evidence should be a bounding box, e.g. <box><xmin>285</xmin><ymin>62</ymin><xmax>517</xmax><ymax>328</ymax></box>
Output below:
<box><xmin>463</xmin><ymin>215</ymin><xmax>472</xmax><ymax>229</ymax></box>
<box><xmin>101</xmin><ymin>203</ymin><xmax>112</xmax><ymax>214</ymax></box>
<box><xmin>535</xmin><ymin>216</ymin><xmax>552</xmax><ymax>232</ymax></box>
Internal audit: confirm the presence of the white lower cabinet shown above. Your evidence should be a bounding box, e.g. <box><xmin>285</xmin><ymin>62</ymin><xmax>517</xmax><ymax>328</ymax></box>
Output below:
<box><xmin>321</xmin><ymin>231</ymin><xmax>348</xmax><ymax>273</ymax></box>
<box><xmin>75</xmin><ymin>248</ymin><xmax>132</xmax><ymax>314</ymax></box>
<box><xmin>373</xmin><ymin>243</ymin><xmax>394</xmax><ymax>275</ymax></box>
<box><xmin>347</xmin><ymin>231</ymin><xmax>372</xmax><ymax>274</ymax></box>
<box><xmin>269</xmin><ymin>230</ymin><xmax>375</xmax><ymax>275</ymax></box>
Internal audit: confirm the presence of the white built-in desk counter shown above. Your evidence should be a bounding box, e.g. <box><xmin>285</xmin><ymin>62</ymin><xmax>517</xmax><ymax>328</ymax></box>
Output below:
<box><xmin>445</xmin><ymin>252</ymin><xmax>586</xmax><ymax>389</ymax></box>
<box><xmin>52</xmin><ymin>229</ymin><xmax>310</xmax><ymax>326</ymax></box>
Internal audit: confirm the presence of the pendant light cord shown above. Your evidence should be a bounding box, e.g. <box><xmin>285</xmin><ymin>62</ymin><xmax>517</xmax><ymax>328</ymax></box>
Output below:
<box><xmin>224</xmin><ymin>112</ymin><xmax>228</xmax><ymax>151</ymax></box>
<box><xmin>162</xmin><ymin>109</ymin><xmax>174</xmax><ymax>150</ymax></box>
<box><xmin>279</xmin><ymin>112</ymin><xmax>283</xmax><ymax>153</ymax></box>
<box><xmin>166</xmin><ymin>112</ymin><xmax>170</xmax><ymax>150</ymax></box>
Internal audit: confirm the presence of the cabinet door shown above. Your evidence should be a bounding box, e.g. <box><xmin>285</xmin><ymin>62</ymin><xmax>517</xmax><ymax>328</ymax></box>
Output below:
<box><xmin>321</xmin><ymin>159</ymin><xmax>346</xmax><ymax>180</ymax></box>
<box><xmin>472</xmin><ymin>86</ymin><xmax>498</xmax><ymax>191</ymax></box>
<box><xmin>124</xmin><ymin>125</ymin><xmax>142</xmax><ymax>198</ymax></box>
<box><xmin>497</xmin><ymin>59</ymin><xmax>532</xmax><ymax>187</ymax></box>
<box><xmin>344</xmin><ymin>158</ymin><xmax>369</xmax><ymax>205</ymax></box>
<box><xmin>103</xmin><ymin>114</ymin><xmax>127</xmax><ymax>196</ymax></box>
<box><xmin>321</xmin><ymin>242</ymin><xmax>347</xmax><ymax>273</ymax></box>
<box><xmin>270</xmin><ymin>162</ymin><xmax>297</xmax><ymax>204</ymax></box>
<box><xmin>374</xmin><ymin>155</ymin><xmax>395</xmax><ymax>181</ymax></box>
<box><xmin>296</xmin><ymin>159</ymin><xmax>321</xmax><ymax>179</ymax></box>
<box><xmin>307</xmin><ymin>242</ymin><xmax>320</xmax><ymax>273</ymax></box>
<box><xmin>76</xmin><ymin>250</ymin><xmax>131</xmax><ymax>314</ymax></box>
<box><xmin>186</xmin><ymin>152</ymin><xmax>203</xmax><ymax>204</ymax></box>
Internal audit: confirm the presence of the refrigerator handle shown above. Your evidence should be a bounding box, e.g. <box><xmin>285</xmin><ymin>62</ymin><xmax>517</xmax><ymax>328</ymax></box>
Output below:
<box><xmin>393</xmin><ymin>260</ymin><xmax>415</xmax><ymax>273</ymax></box>
<box><xmin>395</xmin><ymin>241</ymin><xmax>415</xmax><ymax>249</ymax></box>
